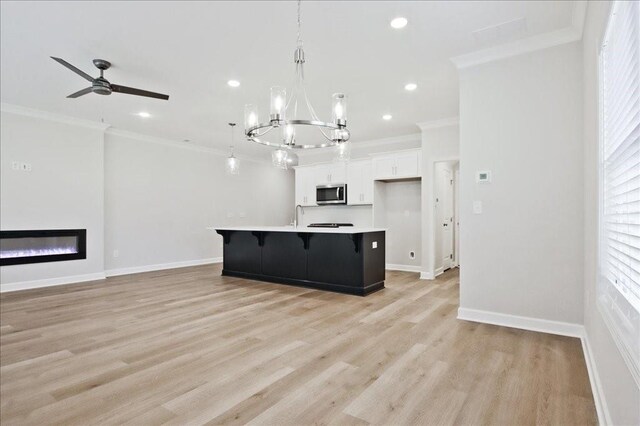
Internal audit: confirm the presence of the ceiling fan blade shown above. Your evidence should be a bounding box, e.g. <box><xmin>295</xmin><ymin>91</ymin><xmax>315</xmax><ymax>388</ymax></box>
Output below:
<box><xmin>111</xmin><ymin>84</ymin><xmax>169</xmax><ymax>100</ymax></box>
<box><xmin>67</xmin><ymin>87</ymin><xmax>93</xmax><ymax>98</ymax></box>
<box><xmin>51</xmin><ymin>57</ymin><xmax>94</xmax><ymax>82</ymax></box>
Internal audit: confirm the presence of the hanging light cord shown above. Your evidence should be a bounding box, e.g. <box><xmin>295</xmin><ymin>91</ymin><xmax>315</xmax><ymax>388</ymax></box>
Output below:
<box><xmin>297</xmin><ymin>0</ymin><xmax>302</xmax><ymax>47</ymax></box>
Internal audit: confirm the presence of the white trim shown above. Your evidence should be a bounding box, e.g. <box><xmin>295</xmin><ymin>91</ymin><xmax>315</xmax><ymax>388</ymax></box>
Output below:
<box><xmin>581</xmin><ymin>331</ymin><xmax>613</xmax><ymax>426</ymax></box>
<box><xmin>416</xmin><ymin>117</ymin><xmax>459</xmax><ymax>131</ymax></box>
<box><xmin>105</xmin><ymin>128</ymin><xmax>268</xmax><ymax>164</ymax></box>
<box><xmin>0</xmin><ymin>272</ymin><xmax>106</xmax><ymax>293</ymax></box>
<box><xmin>420</xmin><ymin>271</ymin><xmax>435</xmax><ymax>280</ymax></box>
<box><xmin>296</xmin><ymin>133</ymin><xmax>421</xmax><ymax>161</ymax></box>
<box><xmin>105</xmin><ymin>257</ymin><xmax>222</xmax><ymax>277</ymax></box>
<box><xmin>1</xmin><ymin>102</ymin><xmax>110</xmax><ymax>131</ymax></box>
<box><xmin>385</xmin><ymin>263</ymin><xmax>422</xmax><ymax>273</ymax></box>
<box><xmin>571</xmin><ymin>0</ymin><xmax>588</xmax><ymax>39</ymax></box>
<box><xmin>457</xmin><ymin>307</ymin><xmax>611</xmax><ymax>425</ymax></box>
<box><xmin>434</xmin><ymin>266</ymin><xmax>444</xmax><ymax>277</ymax></box>
<box><xmin>457</xmin><ymin>307</ymin><xmax>584</xmax><ymax>338</ymax></box>
<box><xmin>450</xmin><ymin>26</ymin><xmax>582</xmax><ymax>69</ymax></box>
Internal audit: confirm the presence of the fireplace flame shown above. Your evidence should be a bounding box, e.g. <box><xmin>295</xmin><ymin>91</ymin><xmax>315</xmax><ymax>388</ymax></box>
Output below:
<box><xmin>0</xmin><ymin>247</ymin><xmax>79</xmax><ymax>258</ymax></box>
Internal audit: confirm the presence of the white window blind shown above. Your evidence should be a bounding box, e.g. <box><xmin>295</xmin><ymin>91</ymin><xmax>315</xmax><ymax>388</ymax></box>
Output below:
<box><xmin>599</xmin><ymin>0</ymin><xmax>640</xmax><ymax>385</ymax></box>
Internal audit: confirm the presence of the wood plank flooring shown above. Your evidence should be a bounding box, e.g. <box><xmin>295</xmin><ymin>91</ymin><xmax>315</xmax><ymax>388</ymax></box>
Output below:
<box><xmin>0</xmin><ymin>265</ymin><xmax>597</xmax><ymax>425</ymax></box>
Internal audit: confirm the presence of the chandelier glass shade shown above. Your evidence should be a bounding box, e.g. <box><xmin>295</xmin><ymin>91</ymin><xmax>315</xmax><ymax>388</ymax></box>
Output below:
<box><xmin>272</xmin><ymin>149</ymin><xmax>289</xmax><ymax>169</ymax></box>
<box><xmin>244</xmin><ymin>0</ymin><xmax>350</xmax><ymax>151</ymax></box>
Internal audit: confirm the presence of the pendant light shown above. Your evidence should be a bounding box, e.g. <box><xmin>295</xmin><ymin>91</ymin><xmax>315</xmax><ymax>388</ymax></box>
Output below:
<box><xmin>226</xmin><ymin>123</ymin><xmax>239</xmax><ymax>175</ymax></box>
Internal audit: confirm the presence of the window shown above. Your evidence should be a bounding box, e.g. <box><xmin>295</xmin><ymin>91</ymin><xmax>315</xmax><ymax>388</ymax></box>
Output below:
<box><xmin>598</xmin><ymin>0</ymin><xmax>640</xmax><ymax>384</ymax></box>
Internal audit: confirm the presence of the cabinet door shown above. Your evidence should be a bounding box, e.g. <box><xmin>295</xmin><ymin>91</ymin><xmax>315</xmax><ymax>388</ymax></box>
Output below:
<box><xmin>347</xmin><ymin>161</ymin><xmax>363</xmax><ymax>205</ymax></box>
<box><xmin>372</xmin><ymin>156</ymin><xmax>395</xmax><ymax>179</ymax></box>
<box><xmin>361</xmin><ymin>161</ymin><xmax>373</xmax><ymax>204</ymax></box>
<box><xmin>395</xmin><ymin>151</ymin><xmax>420</xmax><ymax>178</ymax></box>
<box><xmin>295</xmin><ymin>167</ymin><xmax>316</xmax><ymax>206</ymax></box>
<box><xmin>327</xmin><ymin>163</ymin><xmax>347</xmax><ymax>183</ymax></box>
<box><xmin>315</xmin><ymin>164</ymin><xmax>331</xmax><ymax>185</ymax></box>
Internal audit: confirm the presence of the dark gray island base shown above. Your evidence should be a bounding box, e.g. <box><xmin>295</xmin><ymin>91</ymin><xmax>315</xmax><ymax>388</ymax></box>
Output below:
<box><xmin>214</xmin><ymin>227</ymin><xmax>386</xmax><ymax>296</ymax></box>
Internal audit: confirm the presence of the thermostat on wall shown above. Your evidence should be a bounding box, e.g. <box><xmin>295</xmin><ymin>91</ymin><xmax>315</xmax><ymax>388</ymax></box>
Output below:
<box><xmin>476</xmin><ymin>171</ymin><xmax>491</xmax><ymax>183</ymax></box>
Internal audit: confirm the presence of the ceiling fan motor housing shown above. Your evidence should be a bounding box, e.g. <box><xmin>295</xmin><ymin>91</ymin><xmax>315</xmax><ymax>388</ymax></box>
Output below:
<box><xmin>92</xmin><ymin>77</ymin><xmax>112</xmax><ymax>95</ymax></box>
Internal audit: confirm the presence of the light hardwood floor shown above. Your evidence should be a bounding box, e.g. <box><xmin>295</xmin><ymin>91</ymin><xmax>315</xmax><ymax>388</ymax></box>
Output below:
<box><xmin>1</xmin><ymin>265</ymin><xmax>597</xmax><ymax>425</ymax></box>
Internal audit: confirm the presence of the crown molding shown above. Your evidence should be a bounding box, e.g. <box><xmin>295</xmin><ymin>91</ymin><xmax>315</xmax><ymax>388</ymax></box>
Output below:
<box><xmin>296</xmin><ymin>133</ymin><xmax>421</xmax><ymax>160</ymax></box>
<box><xmin>450</xmin><ymin>1</ymin><xmax>587</xmax><ymax>69</ymax></box>
<box><xmin>1</xmin><ymin>102</ymin><xmax>110</xmax><ymax>131</ymax></box>
<box><xmin>105</xmin><ymin>128</ymin><xmax>269</xmax><ymax>164</ymax></box>
<box><xmin>416</xmin><ymin>117</ymin><xmax>459</xmax><ymax>131</ymax></box>
<box><xmin>0</xmin><ymin>102</ymin><xmax>270</xmax><ymax>163</ymax></box>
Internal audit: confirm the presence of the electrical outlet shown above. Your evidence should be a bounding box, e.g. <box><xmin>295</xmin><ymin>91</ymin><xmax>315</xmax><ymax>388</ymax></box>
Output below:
<box><xmin>113</xmin><ymin>249</ymin><xmax>119</xmax><ymax>258</ymax></box>
<box><xmin>372</xmin><ymin>241</ymin><xmax>378</xmax><ymax>249</ymax></box>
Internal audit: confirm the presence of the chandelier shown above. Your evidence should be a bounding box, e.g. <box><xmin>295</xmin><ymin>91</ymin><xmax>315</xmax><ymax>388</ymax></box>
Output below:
<box><xmin>244</xmin><ymin>0</ymin><xmax>350</xmax><ymax>150</ymax></box>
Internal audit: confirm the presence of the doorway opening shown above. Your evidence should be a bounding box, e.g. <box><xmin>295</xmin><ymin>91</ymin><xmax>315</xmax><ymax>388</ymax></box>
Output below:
<box><xmin>434</xmin><ymin>161</ymin><xmax>459</xmax><ymax>275</ymax></box>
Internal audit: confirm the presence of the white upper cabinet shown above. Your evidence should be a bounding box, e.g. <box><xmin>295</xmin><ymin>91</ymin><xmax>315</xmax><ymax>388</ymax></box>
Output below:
<box><xmin>347</xmin><ymin>160</ymin><xmax>373</xmax><ymax>205</ymax></box>
<box><xmin>295</xmin><ymin>166</ymin><xmax>317</xmax><ymax>206</ymax></box>
<box><xmin>315</xmin><ymin>163</ymin><xmax>347</xmax><ymax>184</ymax></box>
<box><xmin>372</xmin><ymin>149</ymin><xmax>421</xmax><ymax>180</ymax></box>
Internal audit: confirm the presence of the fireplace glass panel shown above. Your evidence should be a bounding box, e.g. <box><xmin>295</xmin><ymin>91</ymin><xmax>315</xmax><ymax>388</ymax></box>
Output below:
<box><xmin>0</xmin><ymin>230</ymin><xmax>87</xmax><ymax>266</ymax></box>
<box><xmin>1</xmin><ymin>236</ymin><xmax>80</xmax><ymax>259</ymax></box>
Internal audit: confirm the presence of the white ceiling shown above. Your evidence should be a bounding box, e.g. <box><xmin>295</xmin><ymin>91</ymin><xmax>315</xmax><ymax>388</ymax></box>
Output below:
<box><xmin>1</xmin><ymin>1</ymin><xmax>575</xmax><ymax>159</ymax></box>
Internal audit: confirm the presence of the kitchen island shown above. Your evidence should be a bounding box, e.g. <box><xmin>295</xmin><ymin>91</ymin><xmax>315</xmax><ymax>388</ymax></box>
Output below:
<box><xmin>210</xmin><ymin>226</ymin><xmax>386</xmax><ymax>296</ymax></box>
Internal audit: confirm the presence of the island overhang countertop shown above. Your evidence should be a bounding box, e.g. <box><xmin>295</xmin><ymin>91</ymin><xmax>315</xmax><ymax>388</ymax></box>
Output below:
<box><xmin>207</xmin><ymin>226</ymin><xmax>386</xmax><ymax>234</ymax></box>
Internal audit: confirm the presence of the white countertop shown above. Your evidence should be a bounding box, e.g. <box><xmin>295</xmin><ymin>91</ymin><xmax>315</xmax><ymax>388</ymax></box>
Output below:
<box><xmin>208</xmin><ymin>226</ymin><xmax>386</xmax><ymax>234</ymax></box>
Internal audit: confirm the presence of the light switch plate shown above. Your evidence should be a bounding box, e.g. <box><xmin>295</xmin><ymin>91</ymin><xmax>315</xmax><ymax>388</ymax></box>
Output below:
<box><xmin>473</xmin><ymin>200</ymin><xmax>482</xmax><ymax>214</ymax></box>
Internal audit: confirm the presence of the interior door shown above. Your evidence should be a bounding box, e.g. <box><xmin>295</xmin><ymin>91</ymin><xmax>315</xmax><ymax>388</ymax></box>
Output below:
<box><xmin>441</xmin><ymin>168</ymin><xmax>454</xmax><ymax>270</ymax></box>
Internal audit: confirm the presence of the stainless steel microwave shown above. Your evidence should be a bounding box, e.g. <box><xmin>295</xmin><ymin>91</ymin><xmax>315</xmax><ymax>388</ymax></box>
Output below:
<box><xmin>316</xmin><ymin>184</ymin><xmax>347</xmax><ymax>205</ymax></box>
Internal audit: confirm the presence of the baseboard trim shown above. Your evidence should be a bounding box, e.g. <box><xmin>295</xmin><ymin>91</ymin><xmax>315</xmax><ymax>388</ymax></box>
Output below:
<box><xmin>434</xmin><ymin>266</ymin><xmax>445</xmax><ymax>277</ymax></box>
<box><xmin>580</xmin><ymin>331</ymin><xmax>612</xmax><ymax>426</ymax></box>
<box><xmin>105</xmin><ymin>257</ymin><xmax>223</xmax><ymax>277</ymax></box>
<box><xmin>420</xmin><ymin>271</ymin><xmax>435</xmax><ymax>280</ymax></box>
<box><xmin>457</xmin><ymin>307</ymin><xmax>584</xmax><ymax>338</ymax></box>
<box><xmin>385</xmin><ymin>263</ymin><xmax>422</xmax><ymax>273</ymax></box>
<box><xmin>0</xmin><ymin>272</ymin><xmax>106</xmax><ymax>293</ymax></box>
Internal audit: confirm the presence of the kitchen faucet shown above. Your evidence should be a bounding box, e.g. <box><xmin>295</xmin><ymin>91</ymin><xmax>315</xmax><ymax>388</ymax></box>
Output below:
<box><xmin>293</xmin><ymin>204</ymin><xmax>304</xmax><ymax>228</ymax></box>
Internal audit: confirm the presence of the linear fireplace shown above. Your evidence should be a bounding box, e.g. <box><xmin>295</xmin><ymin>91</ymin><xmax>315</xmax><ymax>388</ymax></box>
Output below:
<box><xmin>0</xmin><ymin>229</ymin><xmax>87</xmax><ymax>266</ymax></box>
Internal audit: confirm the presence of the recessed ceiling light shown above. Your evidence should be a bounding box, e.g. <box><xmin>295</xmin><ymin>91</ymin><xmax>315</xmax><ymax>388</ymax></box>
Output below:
<box><xmin>137</xmin><ymin>111</ymin><xmax>151</xmax><ymax>118</ymax></box>
<box><xmin>382</xmin><ymin>114</ymin><xmax>392</xmax><ymax>120</ymax></box>
<box><xmin>227</xmin><ymin>80</ymin><xmax>240</xmax><ymax>87</ymax></box>
<box><xmin>404</xmin><ymin>83</ymin><xmax>417</xmax><ymax>91</ymax></box>
<box><xmin>390</xmin><ymin>17</ymin><xmax>408</xmax><ymax>29</ymax></box>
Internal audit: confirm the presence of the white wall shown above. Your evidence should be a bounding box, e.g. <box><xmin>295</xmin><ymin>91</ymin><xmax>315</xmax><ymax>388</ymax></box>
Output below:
<box><xmin>419</xmin><ymin>123</ymin><xmax>459</xmax><ymax>279</ymax></box>
<box><xmin>458</xmin><ymin>42</ymin><xmax>584</xmax><ymax>324</ymax></box>
<box><xmin>582</xmin><ymin>1</ymin><xmax>639</xmax><ymax>424</ymax></box>
<box><xmin>0</xmin><ymin>110</ymin><xmax>106</xmax><ymax>289</ymax></box>
<box><xmin>378</xmin><ymin>180</ymin><xmax>422</xmax><ymax>270</ymax></box>
<box><xmin>297</xmin><ymin>205</ymin><xmax>373</xmax><ymax>228</ymax></box>
<box><xmin>104</xmin><ymin>130</ymin><xmax>294</xmax><ymax>272</ymax></box>
<box><xmin>0</xmin><ymin>107</ymin><xmax>294</xmax><ymax>289</ymax></box>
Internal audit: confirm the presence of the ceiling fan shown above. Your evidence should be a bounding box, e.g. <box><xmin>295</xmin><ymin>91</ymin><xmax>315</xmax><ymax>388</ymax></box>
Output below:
<box><xmin>50</xmin><ymin>57</ymin><xmax>169</xmax><ymax>100</ymax></box>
